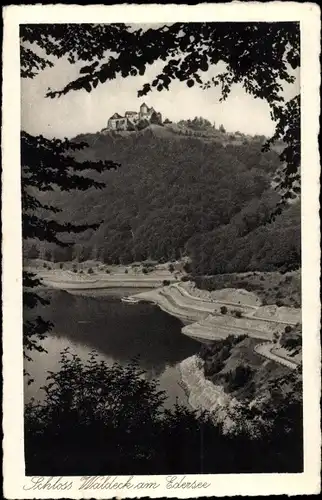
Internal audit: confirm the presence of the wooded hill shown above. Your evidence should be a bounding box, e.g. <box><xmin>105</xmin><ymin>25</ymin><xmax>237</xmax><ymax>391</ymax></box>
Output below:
<box><xmin>25</xmin><ymin>125</ymin><xmax>300</xmax><ymax>275</ymax></box>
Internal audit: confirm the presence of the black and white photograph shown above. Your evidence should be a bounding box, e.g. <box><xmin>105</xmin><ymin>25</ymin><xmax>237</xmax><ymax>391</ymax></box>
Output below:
<box><xmin>2</xmin><ymin>3</ymin><xmax>321</xmax><ymax>498</ymax></box>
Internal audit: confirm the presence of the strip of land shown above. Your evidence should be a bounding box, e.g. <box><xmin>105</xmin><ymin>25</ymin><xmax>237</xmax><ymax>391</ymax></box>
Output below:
<box><xmin>29</xmin><ymin>260</ymin><xmax>301</xmax><ymax>370</ymax></box>
<box><xmin>254</xmin><ymin>342</ymin><xmax>299</xmax><ymax>370</ymax></box>
<box><xmin>26</xmin><ymin>261</ymin><xmax>178</xmax><ymax>290</ymax></box>
<box><xmin>131</xmin><ymin>282</ymin><xmax>300</xmax><ymax>335</ymax></box>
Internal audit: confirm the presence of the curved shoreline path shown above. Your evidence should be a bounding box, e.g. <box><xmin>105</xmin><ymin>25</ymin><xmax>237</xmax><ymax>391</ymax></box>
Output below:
<box><xmin>32</xmin><ymin>266</ymin><xmax>301</xmax><ymax>371</ymax></box>
<box><xmin>254</xmin><ymin>342</ymin><xmax>299</xmax><ymax>370</ymax></box>
<box><xmin>130</xmin><ymin>282</ymin><xmax>301</xmax><ymax>370</ymax></box>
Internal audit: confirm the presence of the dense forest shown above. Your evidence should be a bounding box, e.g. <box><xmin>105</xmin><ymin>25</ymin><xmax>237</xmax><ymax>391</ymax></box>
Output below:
<box><xmin>24</xmin><ymin>126</ymin><xmax>300</xmax><ymax>274</ymax></box>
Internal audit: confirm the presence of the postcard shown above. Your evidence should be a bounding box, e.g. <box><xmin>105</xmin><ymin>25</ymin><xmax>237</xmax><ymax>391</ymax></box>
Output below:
<box><xmin>2</xmin><ymin>3</ymin><xmax>321</xmax><ymax>498</ymax></box>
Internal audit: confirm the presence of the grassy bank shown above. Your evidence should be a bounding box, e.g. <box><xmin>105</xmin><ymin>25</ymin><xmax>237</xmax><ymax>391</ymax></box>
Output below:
<box><xmin>194</xmin><ymin>270</ymin><xmax>301</xmax><ymax>308</ymax></box>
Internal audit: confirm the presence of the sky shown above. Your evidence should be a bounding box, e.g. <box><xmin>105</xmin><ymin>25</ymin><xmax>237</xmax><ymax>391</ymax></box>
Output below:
<box><xmin>21</xmin><ymin>32</ymin><xmax>299</xmax><ymax>140</ymax></box>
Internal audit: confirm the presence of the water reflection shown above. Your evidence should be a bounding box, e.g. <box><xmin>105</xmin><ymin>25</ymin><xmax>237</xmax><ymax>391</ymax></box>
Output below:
<box><xmin>44</xmin><ymin>290</ymin><xmax>198</xmax><ymax>374</ymax></box>
<box><xmin>24</xmin><ymin>290</ymin><xmax>199</xmax><ymax>405</ymax></box>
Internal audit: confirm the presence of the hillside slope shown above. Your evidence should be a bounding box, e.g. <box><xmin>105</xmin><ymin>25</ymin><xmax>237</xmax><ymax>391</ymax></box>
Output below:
<box><xmin>200</xmin><ymin>335</ymin><xmax>302</xmax><ymax>404</ymax></box>
<box><xmin>26</xmin><ymin>127</ymin><xmax>300</xmax><ymax>274</ymax></box>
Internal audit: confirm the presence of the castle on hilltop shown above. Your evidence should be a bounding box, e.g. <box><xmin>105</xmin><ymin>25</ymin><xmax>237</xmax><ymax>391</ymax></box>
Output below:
<box><xmin>107</xmin><ymin>103</ymin><xmax>162</xmax><ymax>131</ymax></box>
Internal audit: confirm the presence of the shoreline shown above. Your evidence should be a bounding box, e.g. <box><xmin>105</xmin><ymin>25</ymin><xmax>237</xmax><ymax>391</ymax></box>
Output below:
<box><xmin>26</xmin><ymin>261</ymin><xmax>179</xmax><ymax>291</ymax></box>
<box><xmin>30</xmin><ymin>263</ymin><xmax>301</xmax><ymax>369</ymax></box>
<box><xmin>129</xmin><ymin>283</ymin><xmax>301</xmax><ymax>343</ymax></box>
<box><xmin>33</xmin><ymin>264</ymin><xmax>301</xmax><ymax>350</ymax></box>
<box><xmin>178</xmin><ymin>355</ymin><xmax>240</xmax><ymax>433</ymax></box>
<box><xmin>29</xmin><ymin>263</ymin><xmax>301</xmax><ymax>421</ymax></box>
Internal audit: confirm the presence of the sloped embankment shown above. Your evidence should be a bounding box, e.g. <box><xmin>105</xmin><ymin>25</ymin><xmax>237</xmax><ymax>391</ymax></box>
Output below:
<box><xmin>179</xmin><ymin>355</ymin><xmax>241</xmax><ymax>433</ymax></box>
<box><xmin>179</xmin><ymin>335</ymin><xmax>301</xmax><ymax>434</ymax></box>
<box><xmin>132</xmin><ymin>282</ymin><xmax>301</xmax><ymax>343</ymax></box>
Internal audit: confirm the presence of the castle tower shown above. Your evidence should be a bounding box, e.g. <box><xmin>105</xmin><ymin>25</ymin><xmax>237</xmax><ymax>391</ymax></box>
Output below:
<box><xmin>140</xmin><ymin>102</ymin><xmax>148</xmax><ymax>118</ymax></box>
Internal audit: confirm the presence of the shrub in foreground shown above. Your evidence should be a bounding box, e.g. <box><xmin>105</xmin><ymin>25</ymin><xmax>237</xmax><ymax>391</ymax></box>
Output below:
<box><xmin>24</xmin><ymin>351</ymin><xmax>303</xmax><ymax>476</ymax></box>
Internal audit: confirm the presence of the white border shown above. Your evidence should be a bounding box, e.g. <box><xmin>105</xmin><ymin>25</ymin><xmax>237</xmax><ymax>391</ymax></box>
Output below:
<box><xmin>2</xmin><ymin>3</ymin><xmax>321</xmax><ymax>498</ymax></box>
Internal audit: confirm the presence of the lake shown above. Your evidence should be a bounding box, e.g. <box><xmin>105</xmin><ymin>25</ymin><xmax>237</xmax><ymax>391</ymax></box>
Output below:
<box><xmin>24</xmin><ymin>289</ymin><xmax>200</xmax><ymax>407</ymax></box>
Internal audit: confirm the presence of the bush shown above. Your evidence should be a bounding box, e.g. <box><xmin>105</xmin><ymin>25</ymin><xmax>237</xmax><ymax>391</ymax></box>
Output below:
<box><xmin>181</xmin><ymin>275</ymin><xmax>190</xmax><ymax>282</ymax></box>
<box><xmin>142</xmin><ymin>268</ymin><xmax>148</xmax><ymax>274</ymax></box>
<box><xmin>163</xmin><ymin>280</ymin><xmax>171</xmax><ymax>286</ymax></box>
<box><xmin>225</xmin><ymin>364</ymin><xmax>254</xmax><ymax>392</ymax></box>
<box><xmin>285</xmin><ymin>325</ymin><xmax>292</xmax><ymax>333</ymax></box>
<box><xmin>59</xmin><ymin>263</ymin><xmax>64</xmax><ymax>269</ymax></box>
<box><xmin>73</xmin><ymin>268</ymin><xmax>77</xmax><ymax>273</ymax></box>
<box><xmin>280</xmin><ymin>333</ymin><xmax>302</xmax><ymax>352</ymax></box>
<box><xmin>285</xmin><ymin>338</ymin><xmax>301</xmax><ymax>351</ymax></box>
<box><xmin>124</xmin><ymin>269</ymin><xmax>128</xmax><ymax>274</ymax></box>
<box><xmin>273</xmin><ymin>332</ymin><xmax>280</xmax><ymax>343</ymax></box>
<box><xmin>43</xmin><ymin>263</ymin><xmax>47</xmax><ymax>268</ymax></box>
<box><xmin>220</xmin><ymin>306</ymin><xmax>228</xmax><ymax>315</ymax></box>
<box><xmin>168</xmin><ymin>264</ymin><xmax>175</xmax><ymax>273</ymax></box>
<box><xmin>205</xmin><ymin>359</ymin><xmax>224</xmax><ymax>377</ymax></box>
<box><xmin>105</xmin><ymin>269</ymin><xmax>110</xmax><ymax>274</ymax></box>
<box><xmin>276</xmin><ymin>300</ymin><xmax>283</xmax><ymax>307</ymax></box>
<box><xmin>150</xmin><ymin>111</ymin><xmax>162</xmax><ymax>125</ymax></box>
<box><xmin>183</xmin><ymin>262</ymin><xmax>192</xmax><ymax>273</ymax></box>
<box><xmin>234</xmin><ymin>310</ymin><xmax>242</xmax><ymax>318</ymax></box>
<box><xmin>88</xmin><ymin>268</ymin><xmax>94</xmax><ymax>274</ymax></box>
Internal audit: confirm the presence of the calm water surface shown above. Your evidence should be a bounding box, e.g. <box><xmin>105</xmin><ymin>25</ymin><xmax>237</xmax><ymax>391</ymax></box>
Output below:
<box><xmin>24</xmin><ymin>289</ymin><xmax>199</xmax><ymax>407</ymax></box>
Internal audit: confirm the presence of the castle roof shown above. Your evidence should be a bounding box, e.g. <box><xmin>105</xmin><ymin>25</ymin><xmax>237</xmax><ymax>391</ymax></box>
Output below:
<box><xmin>109</xmin><ymin>112</ymin><xmax>123</xmax><ymax>120</ymax></box>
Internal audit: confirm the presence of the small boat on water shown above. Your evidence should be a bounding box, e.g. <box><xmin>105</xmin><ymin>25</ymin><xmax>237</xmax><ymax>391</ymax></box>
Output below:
<box><xmin>121</xmin><ymin>296</ymin><xmax>140</xmax><ymax>304</ymax></box>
